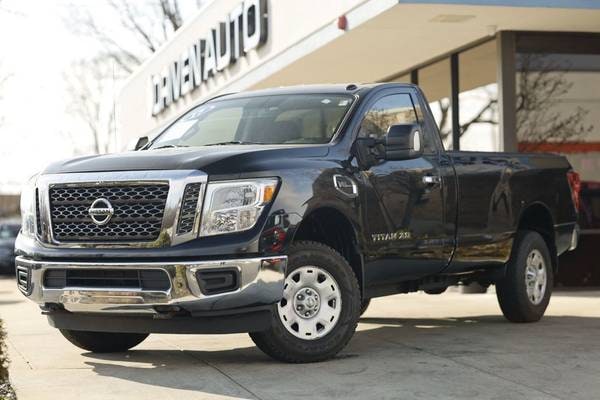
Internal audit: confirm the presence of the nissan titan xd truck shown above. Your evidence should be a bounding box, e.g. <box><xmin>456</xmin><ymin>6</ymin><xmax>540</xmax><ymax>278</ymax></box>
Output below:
<box><xmin>15</xmin><ymin>83</ymin><xmax>580</xmax><ymax>363</ymax></box>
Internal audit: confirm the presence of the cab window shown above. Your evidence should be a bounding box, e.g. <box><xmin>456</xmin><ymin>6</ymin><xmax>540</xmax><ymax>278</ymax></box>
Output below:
<box><xmin>358</xmin><ymin>93</ymin><xmax>436</xmax><ymax>153</ymax></box>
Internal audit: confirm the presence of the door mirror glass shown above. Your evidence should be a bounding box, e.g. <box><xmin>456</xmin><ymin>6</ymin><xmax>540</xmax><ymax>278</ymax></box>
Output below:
<box><xmin>134</xmin><ymin>136</ymin><xmax>149</xmax><ymax>150</ymax></box>
<box><xmin>384</xmin><ymin>124</ymin><xmax>423</xmax><ymax>160</ymax></box>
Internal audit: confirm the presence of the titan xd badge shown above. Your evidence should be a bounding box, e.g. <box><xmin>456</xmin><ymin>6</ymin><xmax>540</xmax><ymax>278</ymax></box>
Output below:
<box><xmin>371</xmin><ymin>230</ymin><xmax>412</xmax><ymax>242</ymax></box>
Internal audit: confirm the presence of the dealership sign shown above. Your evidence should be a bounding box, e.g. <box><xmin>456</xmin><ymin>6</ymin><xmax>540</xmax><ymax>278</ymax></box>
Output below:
<box><xmin>151</xmin><ymin>0</ymin><xmax>267</xmax><ymax>116</ymax></box>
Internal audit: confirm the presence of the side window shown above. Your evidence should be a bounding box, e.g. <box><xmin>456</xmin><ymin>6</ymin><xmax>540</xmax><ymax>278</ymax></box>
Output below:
<box><xmin>359</xmin><ymin>94</ymin><xmax>417</xmax><ymax>139</ymax></box>
<box><xmin>358</xmin><ymin>93</ymin><xmax>437</xmax><ymax>153</ymax></box>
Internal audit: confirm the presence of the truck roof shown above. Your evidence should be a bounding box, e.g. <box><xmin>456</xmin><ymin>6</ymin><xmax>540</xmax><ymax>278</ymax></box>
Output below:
<box><xmin>212</xmin><ymin>82</ymin><xmax>418</xmax><ymax>101</ymax></box>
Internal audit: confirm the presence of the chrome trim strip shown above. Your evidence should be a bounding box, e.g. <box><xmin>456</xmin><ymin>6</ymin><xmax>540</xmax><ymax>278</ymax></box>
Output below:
<box><xmin>569</xmin><ymin>224</ymin><xmax>579</xmax><ymax>251</ymax></box>
<box><xmin>329</xmin><ymin>93</ymin><xmax>360</xmax><ymax>144</ymax></box>
<box><xmin>16</xmin><ymin>255</ymin><xmax>287</xmax><ymax>314</ymax></box>
<box><xmin>35</xmin><ymin>170</ymin><xmax>207</xmax><ymax>248</ymax></box>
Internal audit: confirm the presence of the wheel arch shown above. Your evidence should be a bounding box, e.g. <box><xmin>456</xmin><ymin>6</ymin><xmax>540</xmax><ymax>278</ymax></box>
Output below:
<box><xmin>291</xmin><ymin>207</ymin><xmax>364</xmax><ymax>295</ymax></box>
<box><xmin>517</xmin><ymin>202</ymin><xmax>558</xmax><ymax>273</ymax></box>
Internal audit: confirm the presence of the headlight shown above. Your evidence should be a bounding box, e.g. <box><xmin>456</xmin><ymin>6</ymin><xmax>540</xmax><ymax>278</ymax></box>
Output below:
<box><xmin>20</xmin><ymin>174</ymin><xmax>38</xmax><ymax>238</ymax></box>
<box><xmin>199</xmin><ymin>178</ymin><xmax>278</xmax><ymax>237</ymax></box>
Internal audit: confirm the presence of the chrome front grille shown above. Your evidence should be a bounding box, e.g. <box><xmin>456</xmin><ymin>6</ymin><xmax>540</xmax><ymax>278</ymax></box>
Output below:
<box><xmin>35</xmin><ymin>170</ymin><xmax>207</xmax><ymax>248</ymax></box>
<box><xmin>49</xmin><ymin>184</ymin><xmax>169</xmax><ymax>242</ymax></box>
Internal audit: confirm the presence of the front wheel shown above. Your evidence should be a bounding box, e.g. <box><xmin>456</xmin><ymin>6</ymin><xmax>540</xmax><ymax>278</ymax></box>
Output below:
<box><xmin>250</xmin><ymin>241</ymin><xmax>361</xmax><ymax>363</ymax></box>
<box><xmin>496</xmin><ymin>230</ymin><xmax>553</xmax><ymax>322</ymax></box>
<box><xmin>60</xmin><ymin>330</ymin><xmax>149</xmax><ymax>353</ymax></box>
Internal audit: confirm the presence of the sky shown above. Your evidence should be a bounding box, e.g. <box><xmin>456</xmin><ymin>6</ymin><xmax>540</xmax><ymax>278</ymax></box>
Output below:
<box><xmin>0</xmin><ymin>1</ymin><xmax>96</xmax><ymax>194</ymax></box>
<box><xmin>0</xmin><ymin>0</ymin><xmax>201</xmax><ymax>194</ymax></box>
<box><xmin>0</xmin><ymin>0</ymin><xmax>501</xmax><ymax>195</ymax></box>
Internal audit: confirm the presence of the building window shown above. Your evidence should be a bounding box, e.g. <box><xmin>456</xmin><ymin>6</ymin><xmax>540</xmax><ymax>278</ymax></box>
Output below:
<box><xmin>516</xmin><ymin>33</ymin><xmax>600</xmax><ymax>184</ymax></box>
<box><xmin>458</xmin><ymin>40</ymin><xmax>499</xmax><ymax>151</ymax></box>
<box><xmin>516</xmin><ymin>32</ymin><xmax>600</xmax><ymax>237</ymax></box>
<box><xmin>419</xmin><ymin>58</ymin><xmax>453</xmax><ymax>149</ymax></box>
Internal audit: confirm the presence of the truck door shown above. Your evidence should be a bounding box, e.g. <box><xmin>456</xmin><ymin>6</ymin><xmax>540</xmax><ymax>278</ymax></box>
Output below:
<box><xmin>357</xmin><ymin>90</ymin><xmax>456</xmax><ymax>287</ymax></box>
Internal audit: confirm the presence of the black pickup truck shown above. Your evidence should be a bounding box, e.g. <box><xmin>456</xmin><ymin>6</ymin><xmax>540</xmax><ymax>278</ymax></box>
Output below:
<box><xmin>15</xmin><ymin>83</ymin><xmax>580</xmax><ymax>363</ymax></box>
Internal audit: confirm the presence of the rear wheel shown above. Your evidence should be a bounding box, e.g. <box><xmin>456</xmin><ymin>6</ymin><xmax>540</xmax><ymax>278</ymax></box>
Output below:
<box><xmin>250</xmin><ymin>241</ymin><xmax>361</xmax><ymax>363</ymax></box>
<box><xmin>60</xmin><ymin>330</ymin><xmax>149</xmax><ymax>353</ymax></box>
<box><xmin>496</xmin><ymin>230</ymin><xmax>553</xmax><ymax>322</ymax></box>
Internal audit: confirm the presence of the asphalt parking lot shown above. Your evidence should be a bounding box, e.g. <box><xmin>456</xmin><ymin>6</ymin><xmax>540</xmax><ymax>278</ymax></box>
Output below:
<box><xmin>1</xmin><ymin>276</ymin><xmax>599</xmax><ymax>400</ymax></box>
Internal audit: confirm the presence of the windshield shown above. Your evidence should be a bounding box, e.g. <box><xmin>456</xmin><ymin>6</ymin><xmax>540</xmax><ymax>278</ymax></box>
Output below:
<box><xmin>149</xmin><ymin>94</ymin><xmax>354</xmax><ymax>148</ymax></box>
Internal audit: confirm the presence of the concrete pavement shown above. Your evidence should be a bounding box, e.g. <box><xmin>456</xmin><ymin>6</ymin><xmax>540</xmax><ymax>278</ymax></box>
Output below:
<box><xmin>1</xmin><ymin>275</ymin><xmax>599</xmax><ymax>400</ymax></box>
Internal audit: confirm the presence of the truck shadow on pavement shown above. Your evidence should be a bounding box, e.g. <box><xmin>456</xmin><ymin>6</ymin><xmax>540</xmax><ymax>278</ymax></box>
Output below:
<box><xmin>79</xmin><ymin>315</ymin><xmax>600</xmax><ymax>397</ymax></box>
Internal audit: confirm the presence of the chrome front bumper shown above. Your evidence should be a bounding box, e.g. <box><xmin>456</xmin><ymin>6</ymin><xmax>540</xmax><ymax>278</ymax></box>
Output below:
<box><xmin>15</xmin><ymin>255</ymin><xmax>286</xmax><ymax>315</ymax></box>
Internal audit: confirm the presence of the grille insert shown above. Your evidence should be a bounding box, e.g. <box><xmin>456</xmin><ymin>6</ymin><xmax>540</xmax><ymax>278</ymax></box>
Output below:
<box><xmin>44</xmin><ymin>269</ymin><xmax>171</xmax><ymax>291</ymax></box>
<box><xmin>49</xmin><ymin>184</ymin><xmax>169</xmax><ymax>242</ymax></box>
<box><xmin>35</xmin><ymin>189</ymin><xmax>42</xmax><ymax>236</ymax></box>
<box><xmin>177</xmin><ymin>183</ymin><xmax>202</xmax><ymax>235</ymax></box>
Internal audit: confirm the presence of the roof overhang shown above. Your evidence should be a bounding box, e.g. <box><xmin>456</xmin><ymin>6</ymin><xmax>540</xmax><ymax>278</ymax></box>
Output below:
<box><xmin>249</xmin><ymin>2</ymin><xmax>600</xmax><ymax>89</ymax></box>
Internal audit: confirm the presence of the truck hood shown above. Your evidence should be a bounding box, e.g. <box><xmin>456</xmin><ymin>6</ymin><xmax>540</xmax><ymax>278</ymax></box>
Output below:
<box><xmin>42</xmin><ymin>144</ymin><xmax>330</xmax><ymax>175</ymax></box>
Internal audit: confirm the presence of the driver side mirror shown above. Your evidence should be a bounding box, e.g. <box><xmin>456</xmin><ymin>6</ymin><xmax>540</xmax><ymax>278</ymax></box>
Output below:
<box><xmin>384</xmin><ymin>124</ymin><xmax>423</xmax><ymax>160</ymax></box>
<box><xmin>134</xmin><ymin>136</ymin><xmax>149</xmax><ymax>151</ymax></box>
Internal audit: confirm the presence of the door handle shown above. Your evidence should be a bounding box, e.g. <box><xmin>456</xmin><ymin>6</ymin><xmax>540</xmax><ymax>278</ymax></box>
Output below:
<box><xmin>422</xmin><ymin>175</ymin><xmax>441</xmax><ymax>185</ymax></box>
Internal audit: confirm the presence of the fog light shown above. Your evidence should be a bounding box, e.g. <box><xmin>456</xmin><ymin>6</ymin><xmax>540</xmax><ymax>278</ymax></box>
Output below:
<box><xmin>196</xmin><ymin>268</ymin><xmax>240</xmax><ymax>295</ymax></box>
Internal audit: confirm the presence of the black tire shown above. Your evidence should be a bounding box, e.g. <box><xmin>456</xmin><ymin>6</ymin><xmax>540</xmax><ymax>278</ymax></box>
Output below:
<box><xmin>461</xmin><ymin>282</ymin><xmax>488</xmax><ymax>294</ymax></box>
<box><xmin>360</xmin><ymin>298</ymin><xmax>371</xmax><ymax>316</ymax></box>
<box><xmin>250</xmin><ymin>241</ymin><xmax>361</xmax><ymax>363</ymax></box>
<box><xmin>60</xmin><ymin>330</ymin><xmax>149</xmax><ymax>353</ymax></box>
<box><xmin>424</xmin><ymin>287</ymin><xmax>447</xmax><ymax>295</ymax></box>
<box><xmin>496</xmin><ymin>230</ymin><xmax>553</xmax><ymax>323</ymax></box>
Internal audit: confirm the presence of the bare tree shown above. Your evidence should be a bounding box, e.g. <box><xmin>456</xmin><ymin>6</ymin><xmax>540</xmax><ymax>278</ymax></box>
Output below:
<box><xmin>66</xmin><ymin>0</ymin><xmax>189</xmax><ymax>74</ymax></box>
<box><xmin>64</xmin><ymin>0</ymin><xmax>199</xmax><ymax>154</ymax></box>
<box><xmin>433</xmin><ymin>54</ymin><xmax>592</xmax><ymax>152</ymax></box>
<box><xmin>436</xmin><ymin>99</ymin><xmax>451</xmax><ymax>141</ymax></box>
<box><xmin>516</xmin><ymin>54</ymin><xmax>593</xmax><ymax>152</ymax></box>
<box><xmin>435</xmin><ymin>88</ymin><xmax>498</xmax><ymax>145</ymax></box>
<box><xmin>0</xmin><ymin>73</ymin><xmax>8</xmax><ymax>101</ymax></box>
<box><xmin>0</xmin><ymin>65</ymin><xmax>11</xmax><ymax>127</ymax></box>
<box><xmin>64</xmin><ymin>58</ymin><xmax>123</xmax><ymax>154</ymax></box>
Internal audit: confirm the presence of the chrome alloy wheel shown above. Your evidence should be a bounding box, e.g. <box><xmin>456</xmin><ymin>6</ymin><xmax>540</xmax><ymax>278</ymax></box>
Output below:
<box><xmin>525</xmin><ymin>249</ymin><xmax>547</xmax><ymax>305</ymax></box>
<box><xmin>277</xmin><ymin>266</ymin><xmax>342</xmax><ymax>340</ymax></box>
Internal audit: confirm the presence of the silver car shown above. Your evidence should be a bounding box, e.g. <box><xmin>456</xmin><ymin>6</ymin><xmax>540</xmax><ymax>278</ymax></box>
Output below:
<box><xmin>0</xmin><ymin>221</ymin><xmax>20</xmax><ymax>274</ymax></box>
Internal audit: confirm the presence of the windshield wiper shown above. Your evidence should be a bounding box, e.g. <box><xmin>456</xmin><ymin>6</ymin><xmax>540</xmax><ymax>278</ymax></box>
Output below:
<box><xmin>152</xmin><ymin>144</ymin><xmax>190</xmax><ymax>150</ymax></box>
<box><xmin>204</xmin><ymin>141</ymin><xmax>264</xmax><ymax>146</ymax></box>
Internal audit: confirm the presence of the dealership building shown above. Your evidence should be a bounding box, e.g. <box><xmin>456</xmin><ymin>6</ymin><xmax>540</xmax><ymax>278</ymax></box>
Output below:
<box><xmin>117</xmin><ymin>0</ymin><xmax>600</xmax><ymax>284</ymax></box>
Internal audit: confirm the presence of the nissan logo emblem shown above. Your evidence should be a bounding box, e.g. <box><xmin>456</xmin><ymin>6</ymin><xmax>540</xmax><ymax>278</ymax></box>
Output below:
<box><xmin>88</xmin><ymin>198</ymin><xmax>114</xmax><ymax>226</ymax></box>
